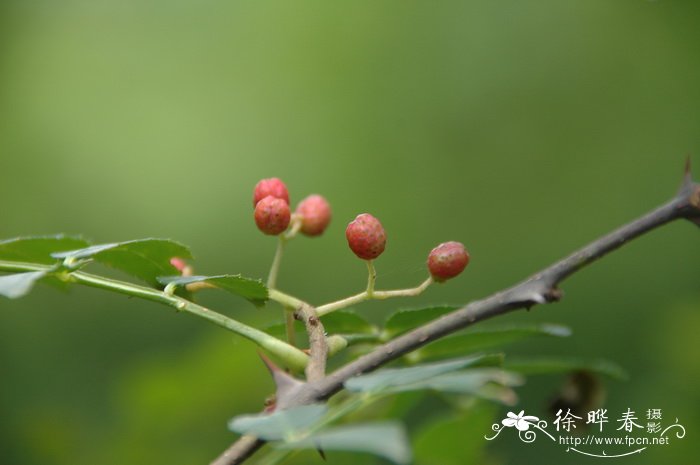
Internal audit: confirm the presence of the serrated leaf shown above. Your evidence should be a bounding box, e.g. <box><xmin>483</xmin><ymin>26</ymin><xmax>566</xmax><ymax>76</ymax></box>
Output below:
<box><xmin>0</xmin><ymin>235</ymin><xmax>89</xmax><ymax>264</ymax></box>
<box><xmin>158</xmin><ymin>274</ymin><xmax>268</xmax><ymax>306</ymax></box>
<box><xmin>383</xmin><ymin>306</ymin><xmax>456</xmax><ymax>337</ymax></box>
<box><xmin>504</xmin><ymin>357</ymin><xmax>628</xmax><ymax>380</ymax></box>
<box><xmin>228</xmin><ymin>404</ymin><xmax>327</xmax><ymax>440</ymax></box>
<box><xmin>413</xmin><ymin>323</ymin><xmax>571</xmax><ymax>362</ymax></box>
<box><xmin>345</xmin><ymin>355</ymin><xmax>492</xmax><ymax>393</ymax></box>
<box><xmin>52</xmin><ymin>238</ymin><xmax>192</xmax><ymax>287</ymax></box>
<box><xmin>0</xmin><ymin>271</ymin><xmax>47</xmax><ymax>298</ymax></box>
<box><xmin>280</xmin><ymin>422</ymin><xmax>411</xmax><ymax>465</ymax></box>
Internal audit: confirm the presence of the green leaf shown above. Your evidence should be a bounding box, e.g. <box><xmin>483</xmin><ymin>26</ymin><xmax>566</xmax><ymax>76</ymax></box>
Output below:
<box><xmin>414</xmin><ymin>404</ymin><xmax>497</xmax><ymax>465</ymax></box>
<box><xmin>346</xmin><ymin>357</ymin><xmax>520</xmax><ymax>403</ymax></box>
<box><xmin>320</xmin><ymin>310</ymin><xmax>376</xmax><ymax>335</ymax></box>
<box><xmin>413</xmin><ymin>323</ymin><xmax>571</xmax><ymax>362</ymax></box>
<box><xmin>0</xmin><ymin>271</ymin><xmax>47</xmax><ymax>298</ymax></box>
<box><xmin>228</xmin><ymin>404</ymin><xmax>327</xmax><ymax>440</ymax></box>
<box><xmin>399</xmin><ymin>369</ymin><xmax>523</xmax><ymax>404</ymax></box>
<box><xmin>280</xmin><ymin>422</ymin><xmax>411</xmax><ymax>465</ymax></box>
<box><xmin>383</xmin><ymin>306</ymin><xmax>456</xmax><ymax>338</ymax></box>
<box><xmin>264</xmin><ymin>320</ymin><xmax>305</xmax><ymax>342</ymax></box>
<box><xmin>0</xmin><ymin>235</ymin><xmax>89</xmax><ymax>264</ymax></box>
<box><xmin>345</xmin><ymin>355</ymin><xmax>493</xmax><ymax>393</ymax></box>
<box><xmin>52</xmin><ymin>238</ymin><xmax>192</xmax><ymax>287</ymax></box>
<box><xmin>158</xmin><ymin>274</ymin><xmax>268</xmax><ymax>307</ymax></box>
<box><xmin>504</xmin><ymin>357</ymin><xmax>628</xmax><ymax>380</ymax></box>
<box><xmin>265</xmin><ymin>310</ymin><xmax>377</xmax><ymax>345</ymax></box>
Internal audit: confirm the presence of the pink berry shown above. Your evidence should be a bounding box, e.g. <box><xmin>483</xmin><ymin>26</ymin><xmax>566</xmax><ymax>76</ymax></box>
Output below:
<box><xmin>345</xmin><ymin>213</ymin><xmax>386</xmax><ymax>260</ymax></box>
<box><xmin>170</xmin><ymin>257</ymin><xmax>188</xmax><ymax>273</ymax></box>
<box><xmin>296</xmin><ymin>194</ymin><xmax>332</xmax><ymax>236</ymax></box>
<box><xmin>253</xmin><ymin>178</ymin><xmax>290</xmax><ymax>207</ymax></box>
<box><xmin>254</xmin><ymin>196</ymin><xmax>291</xmax><ymax>235</ymax></box>
<box><xmin>427</xmin><ymin>241</ymin><xmax>470</xmax><ymax>282</ymax></box>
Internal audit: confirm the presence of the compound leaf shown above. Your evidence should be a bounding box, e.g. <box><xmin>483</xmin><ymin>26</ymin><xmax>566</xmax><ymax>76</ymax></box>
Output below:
<box><xmin>53</xmin><ymin>238</ymin><xmax>192</xmax><ymax>287</ymax></box>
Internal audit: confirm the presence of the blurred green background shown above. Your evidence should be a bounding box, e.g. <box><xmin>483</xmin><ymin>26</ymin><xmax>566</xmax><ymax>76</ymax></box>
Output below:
<box><xmin>1</xmin><ymin>1</ymin><xmax>698</xmax><ymax>464</ymax></box>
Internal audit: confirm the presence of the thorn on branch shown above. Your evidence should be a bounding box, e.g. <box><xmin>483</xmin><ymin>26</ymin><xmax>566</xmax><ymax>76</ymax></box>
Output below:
<box><xmin>258</xmin><ymin>352</ymin><xmax>305</xmax><ymax>410</ymax></box>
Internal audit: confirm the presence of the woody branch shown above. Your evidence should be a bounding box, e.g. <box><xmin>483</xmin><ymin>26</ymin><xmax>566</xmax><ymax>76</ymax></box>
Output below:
<box><xmin>212</xmin><ymin>164</ymin><xmax>700</xmax><ymax>465</ymax></box>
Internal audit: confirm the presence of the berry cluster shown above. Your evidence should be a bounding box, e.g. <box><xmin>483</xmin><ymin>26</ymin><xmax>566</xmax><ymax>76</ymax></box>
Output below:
<box><xmin>253</xmin><ymin>178</ymin><xmax>333</xmax><ymax>237</ymax></box>
<box><xmin>252</xmin><ymin>177</ymin><xmax>469</xmax><ymax>283</ymax></box>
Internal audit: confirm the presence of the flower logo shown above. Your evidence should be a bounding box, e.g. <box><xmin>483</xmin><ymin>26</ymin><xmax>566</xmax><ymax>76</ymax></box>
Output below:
<box><xmin>502</xmin><ymin>410</ymin><xmax>540</xmax><ymax>431</ymax></box>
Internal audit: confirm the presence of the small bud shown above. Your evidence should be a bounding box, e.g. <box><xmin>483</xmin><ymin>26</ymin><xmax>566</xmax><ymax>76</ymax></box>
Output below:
<box><xmin>169</xmin><ymin>257</ymin><xmax>193</xmax><ymax>276</ymax></box>
<box><xmin>170</xmin><ymin>257</ymin><xmax>187</xmax><ymax>272</ymax></box>
<box><xmin>427</xmin><ymin>241</ymin><xmax>470</xmax><ymax>282</ymax></box>
<box><xmin>254</xmin><ymin>195</ymin><xmax>291</xmax><ymax>235</ymax></box>
<box><xmin>327</xmin><ymin>335</ymin><xmax>348</xmax><ymax>357</ymax></box>
<box><xmin>296</xmin><ymin>194</ymin><xmax>332</xmax><ymax>236</ymax></box>
<box><xmin>345</xmin><ymin>213</ymin><xmax>387</xmax><ymax>260</ymax></box>
<box><xmin>253</xmin><ymin>178</ymin><xmax>290</xmax><ymax>207</ymax></box>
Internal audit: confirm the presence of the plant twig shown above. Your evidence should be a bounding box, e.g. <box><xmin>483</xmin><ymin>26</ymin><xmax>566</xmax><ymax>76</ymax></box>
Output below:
<box><xmin>266</xmin><ymin>236</ymin><xmax>286</xmax><ymax>289</ymax></box>
<box><xmin>295</xmin><ymin>303</ymin><xmax>328</xmax><ymax>382</ymax></box>
<box><xmin>210</xmin><ymin>304</ymin><xmax>328</xmax><ymax>465</ymax></box>
<box><xmin>366</xmin><ymin>260</ymin><xmax>376</xmax><ymax>296</ymax></box>
<box><xmin>0</xmin><ymin>262</ymin><xmax>310</xmax><ymax>371</ymax></box>
<box><xmin>315</xmin><ymin>276</ymin><xmax>434</xmax><ymax>316</ymax></box>
<box><xmin>213</xmin><ymin>168</ymin><xmax>700</xmax><ymax>464</ymax></box>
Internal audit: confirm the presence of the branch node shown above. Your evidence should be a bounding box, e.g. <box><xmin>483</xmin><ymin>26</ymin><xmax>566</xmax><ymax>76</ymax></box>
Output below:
<box><xmin>544</xmin><ymin>287</ymin><xmax>564</xmax><ymax>302</ymax></box>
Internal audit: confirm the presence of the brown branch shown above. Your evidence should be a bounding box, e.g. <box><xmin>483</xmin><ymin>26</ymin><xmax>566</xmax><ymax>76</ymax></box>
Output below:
<box><xmin>296</xmin><ymin>303</ymin><xmax>328</xmax><ymax>382</ymax></box>
<box><xmin>212</xmin><ymin>168</ymin><xmax>700</xmax><ymax>464</ymax></box>
<box><xmin>210</xmin><ymin>436</ymin><xmax>264</xmax><ymax>465</ymax></box>
<box><xmin>210</xmin><ymin>304</ymin><xmax>327</xmax><ymax>465</ymax></box>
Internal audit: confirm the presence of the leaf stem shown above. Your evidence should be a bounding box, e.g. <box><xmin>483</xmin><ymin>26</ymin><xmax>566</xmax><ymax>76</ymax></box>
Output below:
<box><xmin>0</xmin><ymin>260</ymin><xmax>309</xmax><ymax>371</ymax></box>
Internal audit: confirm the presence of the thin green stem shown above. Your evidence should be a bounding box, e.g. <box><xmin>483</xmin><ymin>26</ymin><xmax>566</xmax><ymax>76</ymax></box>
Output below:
<box><xmin>267</xmin><ymin>215</ymin><xmax>303</xmax><ymax>290</ymax></box>
<box><xmin>0</xmin><ymin>260</ymin><xmax>309</xmax><ymax>371</ymax></box>
<box><xmin>315</xmin><ymin>276</ymin><xmax>434</xmax><ymax>317</ymax></box>
<box><xmin>268</xmin><ymin>288</ymin><xmax>306</xmax><ymax>309</ymax></box>
<box><xmin>267</xmin><ymin>215</ymin><xmax>303</xmax><ymax>346</ymax></box>
<box><xmin>267</xmin><ymin>236</ymin><xmax>286</xmax><ymax>289</ymax></box>
<box><xmin>373</xmin><ymin>276</ymin><xmax>433</xmax><ymax>299</ymax></box>
<box><xmin>315</xmin><ymin>291</ymin><xmax>369</xmax><ymax>316</ymax></box>
<box><xmin>365</xmin><ymin>260</ymin><xmax>376</xmax><ymax>297</ymax></box>
<box><xmin>283</xmin><ymin>215</ymin><xmax>302</xmax><ymax>240</ymax></box>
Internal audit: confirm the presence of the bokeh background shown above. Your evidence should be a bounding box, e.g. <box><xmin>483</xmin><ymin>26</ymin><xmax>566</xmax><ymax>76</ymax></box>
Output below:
<box><xmin>1</xmin><ymin>1</ymin><xmax>698</xmax><ymax>464</ymax></box>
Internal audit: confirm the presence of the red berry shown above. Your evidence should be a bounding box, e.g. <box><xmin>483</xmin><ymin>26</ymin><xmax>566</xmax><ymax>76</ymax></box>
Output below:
<box><xmin>253</xmin><ymin>178</ymin><xmax>289</xmax><ymax>207</ymax></box>
<box><xmin>427</xmin><ymin>241</ymin><xmax>469</xmax><ymax>282</ymax></box>
<box><xmin>345</xmin><ymin>213</ymin><xmax>386</xmax><ymax>260</ymax></box>
<box><xmin>296</xmin><ymin>194</ymin><xmax>332</xmax><ymax>236</ymax></box>
<box><xmin>254</xmin><ymin>196</ymin><xmax>291</xmax><ymax>235</ymax></box>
